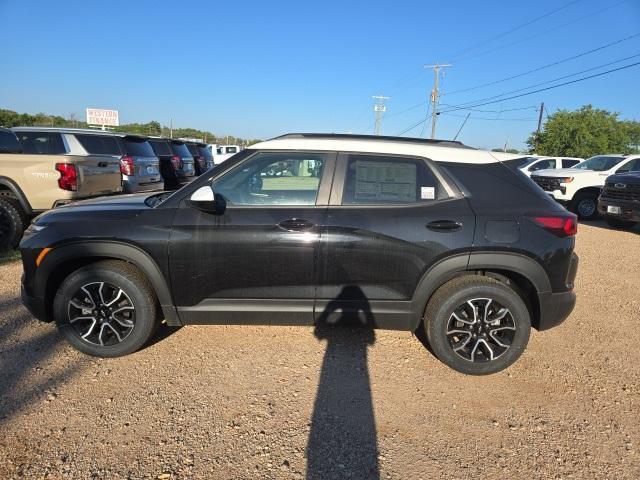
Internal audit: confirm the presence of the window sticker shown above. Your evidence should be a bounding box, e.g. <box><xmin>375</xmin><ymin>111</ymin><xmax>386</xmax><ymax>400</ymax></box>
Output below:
<box><xmin>421</xmin><ymin>186</ymin><xmax>435</xmax><ymax>200</ymax></box>
<box><xmin>354</xmin><ymin>160</ymin><xmax>416</xmax><ymax>202</ymax></box>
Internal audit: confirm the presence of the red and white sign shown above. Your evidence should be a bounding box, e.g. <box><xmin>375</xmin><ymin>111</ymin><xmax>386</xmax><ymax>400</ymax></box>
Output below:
<box><xmin>86</xmin><ymin>108</ymin><xmax>119</xmax><ymax>126</ymax></box>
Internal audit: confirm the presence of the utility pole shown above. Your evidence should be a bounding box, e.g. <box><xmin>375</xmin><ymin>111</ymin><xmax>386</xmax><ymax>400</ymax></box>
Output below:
<box><xmin>372</xmin><ymin>95</ymin><xmax>389</xmax><ymax>135</ymax></box>
<box><xmin>536</xmin><ymin>102</ymin><xmax>545</xmax><ymax>133</ymax></box>
<box><xmin>170</xmin><ymin>118</ymin><xmax>173</xmax><ymax>139</ymax></box>
<box><xmin>425</xmin><ymin>64</ymin><xmax>452</xmax><ymax>139</ymax></box>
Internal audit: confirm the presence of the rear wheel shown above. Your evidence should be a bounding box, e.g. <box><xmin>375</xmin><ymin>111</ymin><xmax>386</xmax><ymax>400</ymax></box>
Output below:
<box><xmin>605</xmin><ymin>217</ymin><xmax>637</xmax><ymax>230</ymax></box>
<box><xmin>423</xmin><ymin>276</ymin><xmax>531</xmax><ymax>375</ymax></box>
<box><xmin>0</xmin><ymin>198</ymin><xmax>27</xmax><ymax>250</ymax></box>
<box><xmin>53</xmin><ymin>260</ymin><xmax>159</xmax><ymax>357</ymax></box>
<box><xmin>571</xmin><ymin>192</ymin><xmax>598</xmax><ymax>220</ymax></box>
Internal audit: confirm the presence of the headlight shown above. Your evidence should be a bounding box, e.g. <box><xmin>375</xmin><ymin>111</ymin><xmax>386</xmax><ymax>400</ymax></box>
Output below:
<box><xmin>560</xmin><ymin>177</ymin><xmax>574</xmax><ymax>183</ymax></box>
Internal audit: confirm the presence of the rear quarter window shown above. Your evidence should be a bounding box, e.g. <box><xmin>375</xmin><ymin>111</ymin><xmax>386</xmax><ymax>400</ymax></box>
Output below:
<box><xmin>149</xmin><ymin>140</ymin><xmax>172</xmax><ymax>156</ymax></box>
<box><xmin>16</xmin><ymin>132</ymin><xmax>66</xmax><ymax>154</ymax></box>
<box><xmin>0</xmin><ymin>130</ymin><xmax>22</xmax><ymax>153</ymax></box>
<box><xmin>75</xmin><ymin>134</ymin><xmax>122</xmax><ymax>155</ymax></box>
<box><xmin>122</xmin><ymin>137</ymin><xmax>155</xmax><ymax>157</ymax></box>
<box><xmin>170</xmin><ymin>142</ymin><xmax>192</xmax><ymax>158</ymax></box>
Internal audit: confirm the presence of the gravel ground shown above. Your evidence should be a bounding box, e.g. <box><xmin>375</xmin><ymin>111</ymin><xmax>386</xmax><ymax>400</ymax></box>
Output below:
<box><xmin>0</xmin><ymin>221</ymin><xmax>638</xmax><ymax>479</ymax></box>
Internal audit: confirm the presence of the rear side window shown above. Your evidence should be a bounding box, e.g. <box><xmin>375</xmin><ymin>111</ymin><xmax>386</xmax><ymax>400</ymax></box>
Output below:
<box><xmin>122</xmin><ymin>137</ymin><xmax>155</xmax><ymax>157</ymax></box>
<box><xmin>149</xmin><ymin>140</ymin><xmax>172</xmax><ymax>156</ymax></box>
<box><xmin>17</xmin><ymin>132</ymin><xmax>66</xmax><ymax>154</ymax></box>
<box><xmin>528</xmin><ymin>158</ymin><xmax>556</xmax><ymax>171</ymax></box>
<box><xmin>75</xmin><ymin>134</ymin><xmax>121</xmax><ymax>155</ymax></box>
<box><xmin>185</xmin><ymin>144</ymin><xmax>199</xmax><ymax>156</ymax></box>
<box><xmin>197</xmin><ymin>145</ymin><xmax>213</xmax><ymax>159</ymax></box>
<box><xmin>562</xmin><ymin>159</ymin><xmax>580</xmax><ymax>168</ymax></box>
<box><xmin>170</xmin><ymin>142</ymin><xmax>192</xmax><ymax>158</ymax></box>
<box><xmin>0</xmin><ymin>130</ymin><xmax>22</xmax><ymax>153</ymax></box>
<box><xmin>342</xmin><ymin>154</ymin><xmax>447</xmax><ymax>205</ymax></box>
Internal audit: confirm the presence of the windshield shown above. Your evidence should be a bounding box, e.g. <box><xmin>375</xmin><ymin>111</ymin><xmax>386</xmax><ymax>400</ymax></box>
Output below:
<box><xmin>574</xmin><ymin>156</ymin><xmax>624</xmax><ymax>171</ymax></box>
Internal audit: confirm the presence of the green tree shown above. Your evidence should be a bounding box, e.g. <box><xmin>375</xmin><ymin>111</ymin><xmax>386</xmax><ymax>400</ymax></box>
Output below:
<box><xmin>527</xmin><ymin>105</ymin><xmax>638</xmax><ymax>157</ymax></box>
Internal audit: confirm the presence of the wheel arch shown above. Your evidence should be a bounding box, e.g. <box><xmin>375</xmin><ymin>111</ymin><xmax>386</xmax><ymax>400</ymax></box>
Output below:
<box><xmin>36</xmin><ymin>241</ymin><xmax>180</xmax><ymax>325</ymax></box>
<box><xmin>0</xmin><ymin>176</ymin><xmax>32</xmax><ymax>214</ymax></box>
<box><xmin>410</xmin><ymin>251</ymin><xmax>550</xmax><ymax>331</ymax></box>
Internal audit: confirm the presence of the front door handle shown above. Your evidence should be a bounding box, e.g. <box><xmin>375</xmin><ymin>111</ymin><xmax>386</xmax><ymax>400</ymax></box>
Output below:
<box><xmin>278</xmin><ymin>218</ymin><xmax>315</xmax><ymax>232</ymax></box>
<box><xmin>426</xmin><ymin>220</ymin><xmax>463</xmax><ymax>232</ymax></box>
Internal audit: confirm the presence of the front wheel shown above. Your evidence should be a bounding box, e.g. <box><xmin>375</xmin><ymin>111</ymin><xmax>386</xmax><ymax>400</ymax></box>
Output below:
<box><xmin>53</xmin><ymin>260</ymin><xmax>159</xmax><ymax>357</ymax></box>
<box><xmin>423</xmin><ymin>276</ymin><xmax>531</xmax><ymax>375</ymax></box>
<box><xmin>571</xmin><ymin>192</ymin><xmax>599</xmax><ymax>220</ymax></box>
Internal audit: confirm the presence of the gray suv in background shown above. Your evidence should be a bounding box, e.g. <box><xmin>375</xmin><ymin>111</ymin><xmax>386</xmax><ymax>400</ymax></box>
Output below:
<box><xmin>114</xmin><ymin>135</ymin><xmax>162</xmax><ymax>193</ymax></box>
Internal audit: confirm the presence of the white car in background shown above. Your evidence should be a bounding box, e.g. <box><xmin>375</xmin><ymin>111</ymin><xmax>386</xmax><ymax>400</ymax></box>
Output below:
<box><xmin>518</xmin><ymin>156</ymin><xmax>583</xmax><ymax>176</ymax></box>
<box><xmin>530</xmin><ymin>154</ymin><xmax>640</xmax><ymax>219</ymax></box>
<box><xmin>208</xmin><ymin>144</ymin><xmax>242</xmax><ymax>164</ymax></box>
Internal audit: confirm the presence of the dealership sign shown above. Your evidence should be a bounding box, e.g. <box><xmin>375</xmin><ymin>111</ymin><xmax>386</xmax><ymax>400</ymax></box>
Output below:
<box><xmin>86</xmin><ymin>108</ymin><xmax>119</xmax><ymax>126</ymax></box>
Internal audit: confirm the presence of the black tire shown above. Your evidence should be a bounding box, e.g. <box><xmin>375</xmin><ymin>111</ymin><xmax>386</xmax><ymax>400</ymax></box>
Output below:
<box><xmin>53</xmin><ymin>260</ymin><xmax>159</xmax><ymax>357</ymax></box>
<box><xmin>423</xmin><ymin>276</ymin><xmax>531</xmax><ymax>375</ymax></box>
<box><xmin>0</xmin><ymin>198</ymin><xmax>27</xmax><ymax>250</ymax></box>
<box><xmin>571</xmin><ymin>192</ymin><xmax>599</xmax><ymax>220</ymax></box>
<box><xmin>605</xmin><ymin>216</ymin><xmax>637</xmax><ymax>230</ymax></box>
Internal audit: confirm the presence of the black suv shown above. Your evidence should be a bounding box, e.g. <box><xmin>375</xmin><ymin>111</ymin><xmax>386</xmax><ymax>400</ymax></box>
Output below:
<box><xmin>598</xmin><ymin>167</ymin><xmax>640</xmax><ymax>230</ymax></box>
<box><xmin>20</xmin><ymin>134</ymin><xmax>579</xmax><ymax>375</ymax></box>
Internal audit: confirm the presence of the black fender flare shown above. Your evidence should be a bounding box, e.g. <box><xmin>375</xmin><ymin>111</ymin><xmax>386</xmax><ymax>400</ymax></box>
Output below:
<box><xmin>0</xmin><ymin>176</ymin><xmax>32</xmax><ymax>214</ymax></box>
<box><xmin>36</xmin><ymin>241</ymin><xmax>180</xmax><ymax>325</ymax></box>
<box><xmin>409</xmin><ymin>251</ymin><xmax>550</xmax><ymax>330</ymax></box>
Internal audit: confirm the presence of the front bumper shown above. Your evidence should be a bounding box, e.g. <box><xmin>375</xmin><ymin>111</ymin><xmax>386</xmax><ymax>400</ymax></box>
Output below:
<box><xmin>21</xmin><ymin>283</ymin><xmax>49</xmax><ymax>322</ymax></box>
<box><xmin>597</xmin><ymin>197</ymin><xmax>640</xmax><ymax>222</ymax></box>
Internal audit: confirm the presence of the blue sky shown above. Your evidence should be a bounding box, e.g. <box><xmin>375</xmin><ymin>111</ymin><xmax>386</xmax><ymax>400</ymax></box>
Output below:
<box><xmin>0</xmin><ymin>0</ymin><xmax>638</xmax><ymax>149</ymax></box>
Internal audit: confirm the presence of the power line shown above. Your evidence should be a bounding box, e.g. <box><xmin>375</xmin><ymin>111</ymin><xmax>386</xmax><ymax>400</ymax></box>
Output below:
<box><xmin>446</xmin><ymin>0</ymin><xmax>584</xmax><ymax>61</ymax></box>
<box><xmin>438</xmin><ymin>104</ymin><xmax>539</xmax><ymax>113</ymax></box>
<box><xmin>439</xmin><ymin>61</ymin><xmax>640</xmax><ymax>114</ymax></box>
<box><xmin>446</xmin><ymin>31</ymin><xmax>640</xmax><ymax>96</ymax></box>
<box><xmin>450</xmin><ymin>0</ymin><xmax>631</xmax><ymax>63</ymax></box>
<box><xmin>441</xmin><ymin>53</ymin><xmax>640</xmax><ymax>112</ymax></box>
<box><xmin>440</xmin><ymin>112</ymin><xmax>539</xmax><ymax>121</ymax></box>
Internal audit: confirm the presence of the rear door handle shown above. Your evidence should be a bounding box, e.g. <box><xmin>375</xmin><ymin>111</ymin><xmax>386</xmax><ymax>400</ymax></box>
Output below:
<box><xmin>426</xmin><ymin>220</ymin><xmax>463</xmax><ymax>232</ymax></box>
<box><xmin>278</xmin><ymin>218</ymin><xmax>315</xmax><ymax>232</ymax></box>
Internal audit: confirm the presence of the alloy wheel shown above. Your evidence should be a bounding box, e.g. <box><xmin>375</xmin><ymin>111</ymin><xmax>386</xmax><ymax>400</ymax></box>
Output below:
<box><xmin>577</xmin><ymin>198</ymin><xmax>596</xmax><ymax>218</ymax></box>
<box><xmin>446</xmin><ymin>298</ymin><xmax>516</xmax><ymax>363</ymax></box>
<box><xmin>67</xmin><ymin>282</ymin><xmax>136</xmax><ymax>346</ymax></box>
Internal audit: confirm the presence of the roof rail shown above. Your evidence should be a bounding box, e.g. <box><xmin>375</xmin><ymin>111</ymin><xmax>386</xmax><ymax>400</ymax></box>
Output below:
<box><xmin>272</xmin><ymin>133</ymin><xmax>475</xmax><ymax>149</ymax></box>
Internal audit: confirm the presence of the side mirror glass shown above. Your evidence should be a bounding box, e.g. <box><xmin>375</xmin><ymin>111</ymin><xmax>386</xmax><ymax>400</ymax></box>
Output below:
<box><xmin>187</xmin><ymin>185</ymin><xmax>226</xmax><ymax>214</ymax></box>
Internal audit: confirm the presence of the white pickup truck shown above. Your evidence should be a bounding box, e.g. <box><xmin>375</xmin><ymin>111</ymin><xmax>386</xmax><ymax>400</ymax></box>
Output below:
<box><xmin>208</xmin><ymin>144</ymin><xmax>241</xmax><ymax>164</ymax></box>
<box><xmin>530</xmin><ymin>154</ymin><xmax>640</xmax><ymax>219</ymax></box>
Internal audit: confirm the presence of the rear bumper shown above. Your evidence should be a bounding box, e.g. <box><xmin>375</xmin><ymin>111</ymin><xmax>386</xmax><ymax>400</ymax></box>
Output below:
<box><xmin>597</xmin><ymin>197</ymin><xmax>640</xmax><ymax>222</ymax></box>
<box><xmin>122</xmin><ymin>179</ymin><xmax>164</xmax><ymax>193</ymax></box>
<box><xmin>536</xmin><ymin>252</ymin><xmax>578</xmax><ymax>330</ymax></box>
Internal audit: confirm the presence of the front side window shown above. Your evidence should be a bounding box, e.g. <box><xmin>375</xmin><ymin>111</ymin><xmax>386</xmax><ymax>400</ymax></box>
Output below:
<box><xmin>17</xmin><ymin>132</ymin><xmax>66</xmax><ymax>154</ymax></box>
<box><xmin>616</xmin><ymin>158</ymin><xmax>640</xmax><ymax>173</ymax></box>
<box><xmin>342</xmin><ymin>154</ymin><xmax>446</xmax><ymax>205</ymax></box>
<box><xmin>212</xmin><ymin>152</ymin><xmax>327</xmax><ymax>206</ymax></box>
<box><xmin>226</xmin><ymin>146</ymin><xmax>238</xmax><ymax>154</ymax></box>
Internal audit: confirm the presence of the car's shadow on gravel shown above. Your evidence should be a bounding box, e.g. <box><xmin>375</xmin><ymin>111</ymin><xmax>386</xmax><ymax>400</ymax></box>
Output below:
<box><xmin>306</xmin><ymin>286</ymin><xmax>380</xmax><ymax>480</ymax></box>
<box><xmin>0</xmin><ymin>294</ymin><xmax>81</xmax><ymax>422</ymax></box>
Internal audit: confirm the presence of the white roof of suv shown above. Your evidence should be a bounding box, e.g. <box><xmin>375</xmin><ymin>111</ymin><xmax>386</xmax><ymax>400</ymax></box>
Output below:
<box><xmin>252</xmin><ymin>133</ymin><xmax>521</xmax><ymax>164</ymax></box>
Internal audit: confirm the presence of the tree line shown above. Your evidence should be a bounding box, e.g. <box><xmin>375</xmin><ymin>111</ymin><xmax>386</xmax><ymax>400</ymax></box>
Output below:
<box><xmin>0</xmin><ymin>109</ymin><xmax>262</xmax><ymax>146</ymax></box>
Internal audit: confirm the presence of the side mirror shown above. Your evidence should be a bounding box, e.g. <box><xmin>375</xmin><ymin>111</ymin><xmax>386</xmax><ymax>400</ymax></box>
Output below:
<box><xmin>187</xmin><ymin>185</ymin><xmax>226</xmax><ymax>214</ymax></box>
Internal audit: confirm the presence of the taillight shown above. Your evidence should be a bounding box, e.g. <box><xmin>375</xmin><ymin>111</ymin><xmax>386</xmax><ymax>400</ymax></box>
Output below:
<box><xmin>55</xmin><ymin>163</ymin><xmax>77</xmax><ymax>191</ymax></box>
<box><xmin>120</xmin><ymin>155</ymin><xmax>135</xmax><ymax>176</ymax></box>
<box><xmin>530</xmin><ymin>215</ymin><xmax>577</xmax><ymax>237</ymax></box>
<box><xmin>171</xmin><ymin>155</ymin><xmax>183</xmax><ymax>170</ymax></box>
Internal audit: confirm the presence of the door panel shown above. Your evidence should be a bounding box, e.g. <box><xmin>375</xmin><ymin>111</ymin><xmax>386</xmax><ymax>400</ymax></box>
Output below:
<box><xmin>315</xmin><ymin>153</ymin><xmax>475</xmax><ymax>328</ymax></box>
<box><xmin>169</xmin><ymin>151</ymin><xmax>336</xmax><ymax>325</ymax></box>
